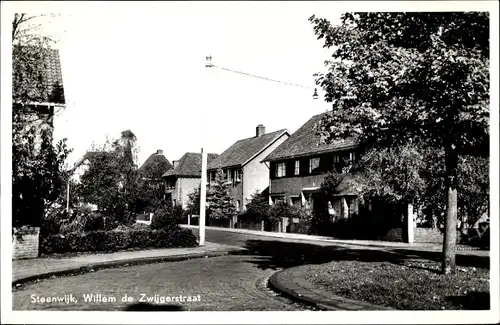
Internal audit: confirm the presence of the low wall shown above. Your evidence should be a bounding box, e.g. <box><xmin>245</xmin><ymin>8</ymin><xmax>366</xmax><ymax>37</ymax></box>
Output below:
<box><xmin>376</xmin><ymin>228</ymin><xmax>403</xmax><ymax>242</ymax></box>
<box><xmin>238</xmin><ymin>220</ymin><xmax>264</xmax><ymax>231</ymax></box>
<box><xmin>13</xmin><ymin>226</ymin><xmax>40</xmax><ymax>259</ymax></box>
<box><xmin>377</xmin><ymin>227</ymin><xmax>464</xmax><ymax>244</ymax></box>
<box><xmin>414</xmin><ymin>227</ymin><xmax>443</xmax><ymax>243</ymax></box>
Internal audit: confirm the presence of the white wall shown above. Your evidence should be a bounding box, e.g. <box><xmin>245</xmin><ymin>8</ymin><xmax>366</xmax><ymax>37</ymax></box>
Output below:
<box><xmin>242</xmin><ymin>133</ymin><xmax>289</xmax><ymax>207</ymax></box>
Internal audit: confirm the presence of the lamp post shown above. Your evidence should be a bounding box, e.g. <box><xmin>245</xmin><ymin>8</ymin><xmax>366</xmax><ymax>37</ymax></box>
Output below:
<box><xmin>199</xmin><ymin>148</ymin><xmax>207</xmax><ymax>246</ymax></box>
<box><xmin>198</xmin><ymin>55</ymin><xmax>213</xmax><ymax>246</ymax></box>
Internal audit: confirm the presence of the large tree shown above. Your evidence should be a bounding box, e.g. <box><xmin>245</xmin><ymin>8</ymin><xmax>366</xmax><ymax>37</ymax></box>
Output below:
<box><xmin>206</xmin><ymin>168</ymin><xmax>237</xmax><ymax>221</ymax></box>
<box><xmin>310</xmin><ymin>12</ymin><xmax>489</xmax><ymax>273</ymax></box>
<box><xmin>78</xmin><ymin>131</ymin><xmax>140</xmax><ymax>224</ymax></box>
<box><xmin>12</xmin><ymin>13</ymin><xmax>71</xmax><ymax>228</ymax></box>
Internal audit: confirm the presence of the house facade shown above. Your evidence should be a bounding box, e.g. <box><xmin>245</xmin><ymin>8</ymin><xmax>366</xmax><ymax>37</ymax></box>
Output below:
<box><xmin>262</xmin><ymin>113</ymin><xmax>360</xmax><ymax>228</ymax></box>
<box><xmin>163</xmin><ymin>152</ymin><xmax>218</xmax><ymax>209</ymax></box>
<box><xmin>207</xmin><ymin>125</ymin><xmax>290</xmax><ymax>216</ymax></box>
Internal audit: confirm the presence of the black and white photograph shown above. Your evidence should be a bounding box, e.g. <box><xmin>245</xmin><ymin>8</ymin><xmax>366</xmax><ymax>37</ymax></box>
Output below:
<box><xmin>1</xmin><ymin>1</ymin><xmax>498</xmax><ymax>324</ymax></box>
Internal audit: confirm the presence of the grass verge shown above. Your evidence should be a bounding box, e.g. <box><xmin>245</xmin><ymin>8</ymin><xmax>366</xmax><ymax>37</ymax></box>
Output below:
<box><xmin>304</xmin><ymin>259</ymin><xmax>489</xmax><ymax>310</ymax></box>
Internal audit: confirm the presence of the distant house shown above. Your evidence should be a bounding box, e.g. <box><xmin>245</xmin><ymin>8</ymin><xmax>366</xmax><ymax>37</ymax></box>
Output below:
<box><xmin>207</xmin><ymin>124</ymin><xmax>290</xmax><ymax>218</ymax></box>
<box><xmin>163</xmin><ymin>152</ymin><xmax>219</xmax><ymax>209</ymax></box>
<box><xmin>138</xmin><ymin>149</ymin><xmax>173</xmax><ymax>181</ymax></box>
<box><xmin>68</xmin><ymin>151</ymin><xmax>102</xmax><ymax>211</ymax></box>
<box><xmin>262</xmin><ymin>113</ymin><xmax>360</xmax><ymax>228</ymax></box>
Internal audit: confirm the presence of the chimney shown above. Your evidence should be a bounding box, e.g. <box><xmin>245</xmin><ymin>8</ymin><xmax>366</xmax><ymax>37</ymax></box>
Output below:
<box><xmin>256</xmin><ymin>124</ymin><xmax>265</xmax><ymax>137</ymax></box>
<box><xmin>173</xmin><ymin>160</ymin><xmax>179</xmax><ymax>169</ymax></box>
<box><xmin>156</xmin><ymin>149</ymin><xmax>163</xmax><ymax>155</ymax></box>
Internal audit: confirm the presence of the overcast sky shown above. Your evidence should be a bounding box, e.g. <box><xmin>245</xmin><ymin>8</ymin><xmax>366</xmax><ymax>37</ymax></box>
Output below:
<box><xmin>5</xmin><ymin>1</ymin><xmax>496</xmax><ymax>168</ymax></box>
<box><xmin>10</xmin><ymin>2</ymin><xmax>343</xmax><ymax>167</ymax></box>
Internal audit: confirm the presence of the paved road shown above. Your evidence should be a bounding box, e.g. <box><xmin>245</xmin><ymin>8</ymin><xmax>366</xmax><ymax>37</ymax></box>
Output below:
<box><xmin>13</xmin><ymin>227</ymin><xmax>488</xmax><ymax>311</ymax></box>
<box><xmin>13</xmin><ymin>255</ymin><xmax>310</xmax><ymax>311</ymax></box>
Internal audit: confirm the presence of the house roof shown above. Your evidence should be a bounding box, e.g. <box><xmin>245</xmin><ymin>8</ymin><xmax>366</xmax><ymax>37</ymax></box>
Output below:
<box><xmin>262</xmin><ymin>113</ymin><xmax>357</xmax><ymax>162</ymax></box>
<box><xmin>44</xmin><ymin>48</ymin><xmax>65</xmax><ymax>105</ymax></box>
<box><xmin>14</xmin><ymin>46</ymin><xmax>65</xmax><ymax>105</ymax></box>
<box><xmin>207</xmin><ymin>129</ymin><xmax>289</xmax><ymax>170</ymax></box>
<box><xmin>139</xmin><ymin>152</ymin><xmax>173</xmax><ymax>178</ymax></box>
<box><xmin>163</xmin><ymin>152</ymin><xmax>219</xmax><ymax>178</ymax></box>
<box><xmin>69</xmin><ymin>151</ymin><xmax>102</xmax><ymax>172</ymax></box>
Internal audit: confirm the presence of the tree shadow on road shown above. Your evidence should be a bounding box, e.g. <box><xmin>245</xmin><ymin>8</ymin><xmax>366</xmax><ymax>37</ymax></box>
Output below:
<box><xmin>124</xmin><ymin>303</ymin><xmax>184</xmax><ymax>311</ymax></box>
<box><xmin>243</xmin><ymin>239</ymin><xmax>490</xmax><ymax>271</ymax></box>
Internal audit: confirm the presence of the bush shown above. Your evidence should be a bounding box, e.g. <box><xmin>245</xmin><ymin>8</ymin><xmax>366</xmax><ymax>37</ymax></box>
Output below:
<box><xmin>112</xmin><ymin>224</ymin><xmax>133</xmax><ymax>232</ymax></box>
<box><xmin>84</xmin><ymin>213</ymin><xmax>105</xmax><ymax>232</ymax></box>
<box><xmin>150</xmin><ymin>204</ymin><xmax>184</xmax><ymax>230</ymax></box>
<box><xmin>40</xmin><ymin>228</ymin><xmax>198</xmax><ymax>255</ymax></box>
<box><xmin>132</xmin><ymin>222</ymin><xmax>150</xmax><ymax>230</ymax></box>
<box><xmin>268</xmin><ymin>202</ymin><xmax>311</xmax><ymax>233</ymax></box>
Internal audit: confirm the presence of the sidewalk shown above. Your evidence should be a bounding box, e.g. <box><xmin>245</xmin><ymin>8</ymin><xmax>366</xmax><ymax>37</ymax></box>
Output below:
<box><xmin>269</xmin><ymin>265</ymin><xmax>392</xmax><ymax>311</ymax></box>
<box><xmin>182</xmin><ymin>225</ymin><xmax>487</xmax><ymax>254</ymax></box>
<box><xmin>12</xmin><ymin>242</ymin><xmax>247</xmax><ymax>284</ymax></box>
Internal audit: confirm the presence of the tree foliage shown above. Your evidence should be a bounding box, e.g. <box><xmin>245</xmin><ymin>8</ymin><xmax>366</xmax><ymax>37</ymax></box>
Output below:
<box><xmin>12</xmin><ymin>13</ymin><xmax>71</xmax><ymax>228</ymax></box>
<box><xmin>245</xmin><ymin>190</ymin><xmax>270</xmax><ymax>221</ymax></box>
<box><xmin>310</xmin><ymin>12</ymin><xmax>489</xmax><ymax>273</ymax></box>
<box><xmin>206</xmin><ymin>168</ymin><xmax>237</xmax><ymax>220</ymax></box>
<box><xmin>186</xmin><ymin>186</ymin><xmax>201</xmax><ymax>215</ymax></box>
<box><xmin>77</xmin><ymin>131</ymin><xmax>141</xmax><ymax>224</ymax></box>
<box><xmin>310</xmin><ymin>12</ymin><xmax>489</xmax><ymax>155</ymax></box>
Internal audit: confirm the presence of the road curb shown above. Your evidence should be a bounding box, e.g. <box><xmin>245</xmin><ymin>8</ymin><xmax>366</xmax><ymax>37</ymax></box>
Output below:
<box><xmin>268</xmin><ymin>267</ymin><xmax>392</xmax><ymax>311</ymax></box>
<box><xmin>13</xmin><ymin>248</ymin><xmax>249</xmax><ymax>287</ymax></box>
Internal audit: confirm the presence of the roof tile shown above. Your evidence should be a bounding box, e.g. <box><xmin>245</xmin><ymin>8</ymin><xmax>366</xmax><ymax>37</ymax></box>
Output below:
<box><xmin>163</xmin><ymin>152</ymin><xmax>219</xmax><ymax>177</ymax></box>
<box><xmin>263</xmin><ymin>113</ymin><xmax>357</xmax><ymax>162</ymax></box>
<box><xmin>207</xmin><ymin>129</ymin><xmax>288</xmax><ymax>170</ymax></box>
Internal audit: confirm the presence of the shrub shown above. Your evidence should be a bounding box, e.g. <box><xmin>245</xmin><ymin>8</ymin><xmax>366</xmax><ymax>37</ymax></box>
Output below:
<box><xmin>245</xmin><ymin>191</ymin><xmax>270</xmax><ymax>221</ymax></box>
<box><xmin>84</xmin><ymin>212</ymin><xmax>105</xmax><ymax>232</ymax></box>
<box><xmin>112</xmin><ymin>224</ymin><xmax>133</xmax><ymax>232</ymax></box>
<box><xmin>150</xmin><ymin>204</ymin><xmax>184</xmax><ymax>230</ymax></box>
<box><xmin>59</xmin><ymin>219</ymin><xmax>84</xmax><ymax>235</ymax></box>
<box><xmin>40</xmin><ymin>228</ymin><xmax>198</xmax><ymax>255</ymax></box>
<box><xmin>132</xmin><ymin>222</ymin><xmax>150</xmax><ymax>230</ymax></box>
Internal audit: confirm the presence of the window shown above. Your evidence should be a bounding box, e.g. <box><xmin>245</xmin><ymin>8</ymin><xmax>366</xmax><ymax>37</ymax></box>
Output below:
<box><xmin>236</xmin><ymin>169</ymin><xmax>242</xmax><ymax>182</ymax></box>
<box><xmin>309</xmin><ymin>157</ymin><xmax>320</xmax><ymax>173</ymax></box>
<box><xmin>275</xmin><ymin>162</ymin><xmax>286</xmax><ymax>178</ymax></box>
<box><xmin>294</xmin><ymin>160</ymin><xmax>300</xmax><ymax>175</ymax></box>
<box><xmin>236</xmin><ymin>200</ymin><xmax>240</xmax><ymax>211</ymax></box>
<box><xmin>226</xmin><ymin>170</ymin><xmax>231</xmax><ymax>183</ymax></box>
<box><xmin>348</xmin><ymin>197</ymin><xmax>358</xmax><ymax>217</ymax></box>
<box><xmin>349</xmin><ymin>151</ymin><xmax>356</xmax><ymax>163</ymax></box>
<box><xmin>273</xmin><ymin>196</ymin><xmax>285</xmax><ymax>205</ymax></box>
<box><xmin>333</xmin><ymin>155</ymin><xmax>340</xmax><ymax>163</ymax></box>
<box><xmin>291</xmin><ymin>196</ymin><xmax>301</xmax><ymax>207</ymax></box>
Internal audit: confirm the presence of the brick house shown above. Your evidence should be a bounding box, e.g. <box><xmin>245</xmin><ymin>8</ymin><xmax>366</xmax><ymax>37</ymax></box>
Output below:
<box><xmin>163</xmin><ymin>152</ymin><xmax>219</xmax><ymax>209</ymax></box>
<box><xmin>207</xmin><ymin>125</ymin><xmax>290</xmax><ymax>220</ymax></box>
<box><xmin>262</xmin><ymin>113</ymin><xmax>360</xmax><ymax>231</ymax></box>
<box><xmin>14</xmin><ymin>47</ymin><xmax>66</xmax><ymax>152</ymax></box>
<box><xmin>12</xmin><ymin>47</ymin><xmax>66</xmax><ymax>260</ymax></box>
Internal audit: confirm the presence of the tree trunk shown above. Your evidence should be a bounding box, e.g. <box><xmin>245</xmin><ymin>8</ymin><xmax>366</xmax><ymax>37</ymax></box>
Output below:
<box><xmin>442</xmin><ymin>143</ymin><xmax>458</xmax><ymax>274</ymax></box>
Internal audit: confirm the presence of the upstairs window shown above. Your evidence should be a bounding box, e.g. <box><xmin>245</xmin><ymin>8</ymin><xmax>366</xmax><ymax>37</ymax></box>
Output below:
<box><xmin>309</xmin><ymin>157</ymin><xmax>320</xmax><ymax>173</ymax></box>
<box><xmin>294</xmin><ymin>160</ymin><xmax>300</xmax><ymax>175</ymax></box>
<box><xmin>275</xmin><ymin>162</ymin><xmax>286</xmax><ymax>178</ymax></box>
<box><xmin>236</xmin><ymin>169</ymin><xmax>242</xmax><ymax>182</ymax></box>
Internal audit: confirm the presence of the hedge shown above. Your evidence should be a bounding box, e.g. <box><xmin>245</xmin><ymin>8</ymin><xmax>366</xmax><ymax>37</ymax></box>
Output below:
<box><xmin>40</xmin><ymin>228</ymin><xmax>198</xmax><ymax>255</ymax></box>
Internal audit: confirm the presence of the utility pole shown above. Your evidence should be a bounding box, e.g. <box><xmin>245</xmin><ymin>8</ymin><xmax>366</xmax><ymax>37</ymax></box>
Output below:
<box><xmin>199</xmin><ymin>148</ymin><xmax>207</xmax><ymax>246</ymax></box>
